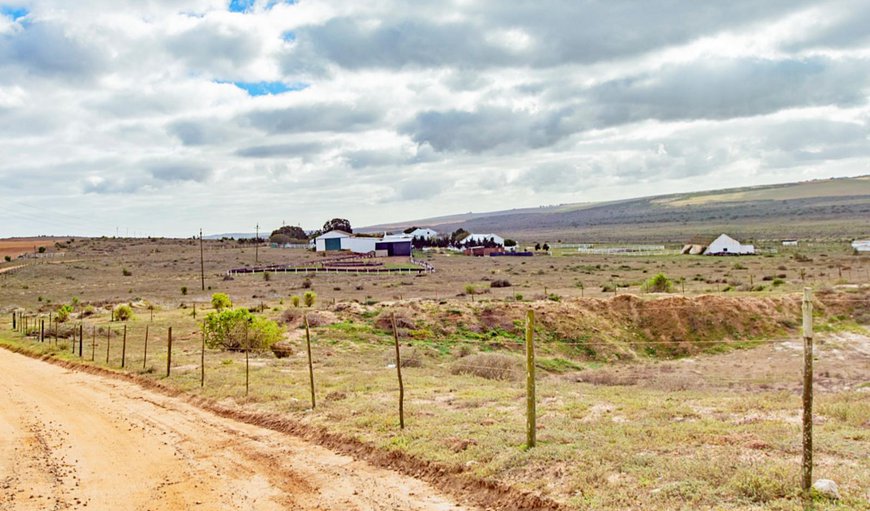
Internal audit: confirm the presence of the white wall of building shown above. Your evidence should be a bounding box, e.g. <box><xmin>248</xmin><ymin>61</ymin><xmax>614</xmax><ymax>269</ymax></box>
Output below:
<box><xmin>314</xmin><ymin>230</ymin><xmax>350</xmax><ymax>251</ymax></box>
<box><xmin>464</xmin><ymin>233</ymin><xmax>505</xmax><ymax>246</ymax></box>
<box><xmin>705</xmin><ymin>234</ymin><xmax>754</xmax><ymax>255</ymax></box>
<box><xmin>341</xmin><ymin>237</ymin><xmax>379</xmax><ymax>253</ymax></box>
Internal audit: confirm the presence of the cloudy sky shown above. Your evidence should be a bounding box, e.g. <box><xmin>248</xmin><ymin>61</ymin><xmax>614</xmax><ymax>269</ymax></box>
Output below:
<box><xmin>0</xmin><ymin>0</ymin><xmax>868</xmax><ymax>237</ymax></box>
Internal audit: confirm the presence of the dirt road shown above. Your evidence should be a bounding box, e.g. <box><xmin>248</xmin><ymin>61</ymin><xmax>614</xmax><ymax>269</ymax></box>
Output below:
<box><xmin>0</xmin><ymin>349</ymin><xmax>472</xmax><ymax>511</ymax></box>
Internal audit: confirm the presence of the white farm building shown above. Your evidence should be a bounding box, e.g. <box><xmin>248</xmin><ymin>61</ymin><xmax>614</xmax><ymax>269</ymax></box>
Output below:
<box><xmin>314</xmin><ymin>230</ymin><xmax>412</xmax><ymax>256</ymax></box>
<box><xmin>852</xmin><ymin>240</ymin><xmax>870</xmax><ymax>252</ymax></box>
<box><xmin>409</xmin><ymin>228</ymin><xmax>439</xmax><ymax>239</ymax></box>
<box><xmin>705</xmin><ymin>234</ymin><xmax>755</xmax><ymax>256</ymax></box>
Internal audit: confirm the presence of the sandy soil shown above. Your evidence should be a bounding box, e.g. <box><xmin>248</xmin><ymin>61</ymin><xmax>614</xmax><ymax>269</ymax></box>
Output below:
<box><xmin>0</xmin><ymin>349</ymin><xmax>473</xmax><ymax>511</ymax></box>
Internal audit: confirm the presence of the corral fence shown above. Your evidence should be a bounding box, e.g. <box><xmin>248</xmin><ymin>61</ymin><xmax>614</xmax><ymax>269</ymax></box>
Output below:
<box><xmin>5</xmin><ymin>288</ymin><xmax>867</xmax><ymax>505</ymax></box>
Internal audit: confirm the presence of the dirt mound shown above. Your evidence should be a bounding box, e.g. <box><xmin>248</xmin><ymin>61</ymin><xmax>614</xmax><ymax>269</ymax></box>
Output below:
<box><xmin>345</xmin><ymin>292</ymin><xmax>867</xmax><ymax>360</ymax></box>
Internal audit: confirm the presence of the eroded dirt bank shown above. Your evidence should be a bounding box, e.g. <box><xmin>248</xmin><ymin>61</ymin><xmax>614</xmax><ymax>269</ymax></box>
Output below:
<box><xmin>0</xmin><ymin>348</ymin><xmax>473</xmax><ymax>511</ymax></box>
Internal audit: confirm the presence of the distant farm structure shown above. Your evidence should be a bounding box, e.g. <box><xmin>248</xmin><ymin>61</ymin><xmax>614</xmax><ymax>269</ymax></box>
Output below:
<box><xmin>680</xmin><ymin>234</ymin><xmax>756</xmax><ymax>256</ymax></box>
<box><xmin>314</xmin><ymin>230</ymin><xmax>413</xmax><ymax>257</ymax></box>
<box><xmin>570</xmin><ymin>244</ymin><xmax>678</xmax><ymax>256</ymax></box>
<box><xmin>852</xmin><ymin>240</ymin><xmax>870</xmax><ymax>252</ymax></box>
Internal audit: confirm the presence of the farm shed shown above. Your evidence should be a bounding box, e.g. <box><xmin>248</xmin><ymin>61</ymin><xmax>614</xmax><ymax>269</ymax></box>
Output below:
<box><xmin>314</xmin><ymin>230</ymin><xmax>351</xmax><ymax>251</ymax></box>
<box><xmin>705</xmin><ymin>234</ymin><xmax>755</xmax><ymax>255</ymax></box>
<box><xmin>782</xmin><ymin>240</ymin><xmax>799</xmax><ymax>246</ymax></box>
<box><xmin>852</xmin><ymin>240</ymin><xmax>870</xmax><ymax>252</ymax></box>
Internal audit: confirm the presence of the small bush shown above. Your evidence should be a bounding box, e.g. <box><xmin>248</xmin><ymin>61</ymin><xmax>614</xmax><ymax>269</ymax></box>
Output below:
<box><xmin>211</xmin><ymin>292</ymin><xmax>232</xmax><ymax>311</ymax></box>
<box><xmin>56</xmin><ymin>304</ymin><xmax>73</xmax><ymax>323</ymax></box>
<box><xmin>112</xmin><ymin>304</ymin><xmax>134</xmax><ymax>321</ymax></box>
<box><xmin>303</xmin><ymin>291</ymin><xmax>317</xmax><ymax>308</ymax></box>
<box><xmin>464</xmin><ymin>284</ymin><xmax>477</xmax><ymax>295</ymax></box>
<box><xmin>263</xmin><ymin>272</ymin><xmax>271</xmax><ymax>282</ymax></box>
<box><xmin>490</xmin><ymin>279</ymin><xmax>511</xmax><ymax>288</ymax></box>
<box><xmin>181</xmin><ymin>286</ymin><xmax>188</xmax><ymax>296</ymax></box>
<box><xmin>38</xmin><ymin>246</ymin><xmax>46</xmax><ymax>254</ymax></box>
<box><xmin>302</xmin><ymin>278</ymin><xmax>313</xmax><ymax>289</ymax></box>
<box><xmin>82</xmin><ymin>305</ymin><xmax>96</xmax><ymax>317</ymax></box>
<box><xmin>291</xmin><ymin>295</ymin><xmax>301</xmax><ymax>307</ymax></box>
<box><xmin>772</xmin><ymin>278</ymin><xmax>785</xmax><ymax>287</ymax></box>
<box><xmin>202</xmin><ymin>308</ymin><xmax>283</xmax><ymax>352</ymax></box>
<box><xmin>450</xmin><ymin>353</ymin><xmax>522</xmax><ymax>381</ymax></box>
<box><xmin>644</xmin><ymin>273</ymin><xmax>673</xmax><ymax>293</ymax></box>
<box><xmin>122</xmin><ymin>268</ymin><xmax>132</xmax><ymax>276</ymax></box>
<box><xmin>4</xmin><ymin>255</ymin><xmax>10</xmax><ymax>262</ymax></box>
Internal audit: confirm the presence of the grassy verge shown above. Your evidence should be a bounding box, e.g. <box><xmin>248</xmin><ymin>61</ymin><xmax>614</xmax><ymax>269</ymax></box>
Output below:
<box><xmin>2</xmin><ymin>311</ymin><xmax>868</xmax><ymax>510</ymax></box>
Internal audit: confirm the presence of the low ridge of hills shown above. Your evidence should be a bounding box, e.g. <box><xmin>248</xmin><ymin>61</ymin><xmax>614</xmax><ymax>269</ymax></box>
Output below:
<box><xmin>363</xmin><ymin>176</ymin><xmax>870</xmax><ymax>243</ymax></box>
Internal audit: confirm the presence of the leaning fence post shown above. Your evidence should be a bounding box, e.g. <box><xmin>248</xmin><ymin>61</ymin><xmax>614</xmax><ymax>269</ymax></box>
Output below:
<box><xmin>391</xmin><ymin>314</ymin><xmax>405</xmax><ymax>430</ymax></box>
<box><xmin>166</xmin><ymin>327</ymin><xmax>172</xmax><ymax>377</ymax></box>
<box><xmin>525</xmin><ymin>309</ymin><xmax>536</xmax><ymax>448</ymax></box>
<box><xmin>121</xmin><ymin>324</ymin><xmax>127</xmax><ymax>368</ymax></box>
<box><xmin>304</xmin><ymin>314</ymin><xmax>316</xmax><ymax>409</ymax></box>
<box><xmin>143</xmin><ymin>325</ymin><xmax>149</xmax><ymax>368</ymax></box>
<box><xmin>801</xmin><ymin>288</ymin><xmax>814</xmax><ymax>503</ymax></box>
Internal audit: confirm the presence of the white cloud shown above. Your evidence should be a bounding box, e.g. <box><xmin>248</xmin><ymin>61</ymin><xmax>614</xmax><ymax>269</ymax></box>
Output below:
<box><xmin>0</xmin><ymin>0</ymin><xmax>868</xmax><ymax>236</ymax></box>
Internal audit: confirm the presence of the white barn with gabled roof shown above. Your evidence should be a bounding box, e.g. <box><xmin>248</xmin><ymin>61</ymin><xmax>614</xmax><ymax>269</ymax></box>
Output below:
<box><xmin>705</xmin><ymin>234</ymin><xmax>755</xmax><ymax>255</ymax></box>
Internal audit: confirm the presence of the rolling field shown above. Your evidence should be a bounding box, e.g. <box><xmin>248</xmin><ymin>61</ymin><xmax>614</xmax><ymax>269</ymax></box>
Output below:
<box><xmin>0</xmin><ymin>237</ymin><xmax>868</xmax><ymax>509</ymax></box>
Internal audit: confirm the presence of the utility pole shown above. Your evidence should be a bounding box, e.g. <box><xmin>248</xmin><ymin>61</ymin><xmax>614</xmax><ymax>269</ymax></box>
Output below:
<box><xmin>255</xmin><ymin>223</ymin><xmax>259</xmax><ymax>264</ymax></box>
<box><xmin>200</xmin><ymin>228</ymin><xmax>205</xmax><ymax>291</ymax></box>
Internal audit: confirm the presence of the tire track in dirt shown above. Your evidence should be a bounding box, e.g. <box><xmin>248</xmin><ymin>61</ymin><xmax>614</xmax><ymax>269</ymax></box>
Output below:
<box><xmin>0</xmin><ymin>349</ymin><xmax>474</xmax><ymax>511</ymax></box>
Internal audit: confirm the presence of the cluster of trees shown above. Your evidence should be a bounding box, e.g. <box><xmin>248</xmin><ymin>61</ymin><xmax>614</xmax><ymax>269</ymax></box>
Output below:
<box><xmin>269</xmin><ymin>218</ymin><xmax>353</xmax><ymax>245</ymax></box>
<box><xmin>408</xmin><ymin>228</ymin><xmax>516</xmax><ymax>250</ymax></box>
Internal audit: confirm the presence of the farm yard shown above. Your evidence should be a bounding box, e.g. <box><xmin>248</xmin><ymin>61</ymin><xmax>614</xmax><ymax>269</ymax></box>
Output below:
<box><xmin>0</xmin><ymin>236</ymin><xmax>868</xmax><ymax>510</ymax></box>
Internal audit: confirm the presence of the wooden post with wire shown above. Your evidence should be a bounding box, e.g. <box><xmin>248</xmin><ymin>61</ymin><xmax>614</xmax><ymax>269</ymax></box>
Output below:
<box><xmin>166</xmin><ymin>327</ymin><xmax>172</xmax><ymax>377</ymax></box>
<box><xmin>200</xmin><ymin>329</ymin><xmax>205</xmax><ymax>388</ymax></box>
<box><xmin>78</xmin><ymin>324</ymin><xmax>83</xmax><ymax>357</ymax></box>
<box><xmin>525</xmin><ymin>309</ymin><xmax>536</xmax><ymax>448</ymax></box>
<box><xmin>40</xmin><ymin>319</ymin><xmax>44</xmax><ymax>343</ymax></box>
<box><xmin>11</xmin><ymin>312</ymin><xmax>15</xmax><ymax>331</ymax></box>
<box><xmin>801</xmin><ymin>287</ymin><xmax>814</xmax><ymax>504</ymax></box>
<box><xmin>304</xmin><ymin>314</ymin><xmax>316</xmax><ymax>409</ymax></box>
<box><xmin>143</xmin><ymin>325</ymin><xmax>149</xmax><ymax>369</ymax></box>
<box><xmin>244</xmin><ymin>323</ymin><xmax>250</xmax><ymax>396</ymax></box>
<box><xmin>391</xmin><ymin>314</ymin><xmax>404</xmax><ymax>430</ymax></box>
<box><xmin>105</xmin><ymin>326</ymin><xmax>111</xmax><ymax>364</ymax></box>
<box><xmin>91</xmin><ymin>325</ymin><xmax>96</xmax><ymax>361</ymax></box>
<box><xmin>121</xmin><ymin>324</ymin><xmax>127</xmax><ymax>368</ymax></box>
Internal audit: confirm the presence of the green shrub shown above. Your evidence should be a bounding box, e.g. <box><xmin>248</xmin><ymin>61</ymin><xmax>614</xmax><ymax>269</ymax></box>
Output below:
<box><xmin>464</xmin><ymin>284</ymin><xmax>477</xmax><ymax>295</ymax></box>
<box><xmin>181</xmin><ymin>286</ymin><xmax>188</xmax><ymax>295</ymax></box>
<box><xmin>113</xmin><ymin>304</ymin><xmax>134</xmax><ymax>321</ymax></box>
<box><xmin>202</xmin><ymin>308</ymin><xmax>283</xmax><ymax>352</ymax></box>
<box><xmin>122</xmin><ymin>267</ymin><xmax>132</xmax><ymax>276</ymax></box>
<box><xmin>303</xmin><ymin>291</ymin><xmax>317</xmax><ymax>308</ymax></box>
<box><xmin>729</xmin><ymin>463</ymin><xmax>797</xmax><ymax>503</ymax></box>
<box><xmin>4</xmin><ymin>255</ymin><xmax>10</xmax><ymax>262</ymax></box>
<box><xmin>291</xmin><ymin>295</ymin><xmax>301</xmax><ymax>307</ymax></box>
<box><xmin>772</xmin><ymin>278</ymin><xmax>785</xmax><ymax>287</ymax></box>
<box><xmin>211</xmin><ymin>292</ymin><xmax>232</xmax><ymax>311</ymax></box>
<box><xmin>38</xmin><ymin>246</ymin><xmax>46</xmax><ymax>254</ymax></box>
<box><xmin>644</xmin><ymin>273</ymin><xmax>673</xmax><ymax>293</ymax></box>
<box><xmin>56</xmin><ymin>304</ymin><xmax>73</xmax><ymax>323</ymax></box>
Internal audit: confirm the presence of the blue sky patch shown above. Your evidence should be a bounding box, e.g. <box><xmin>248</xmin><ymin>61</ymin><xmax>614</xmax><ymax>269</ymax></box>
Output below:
<box><xmin>0</xmin><ymin>6</ymin><xmax>29</xmax><ymax>21</ymax></box>
<box><xmin>228</xmin><ymin>81</ymin><xmax>309</xmax><ymax>96</ymax></box>
<box><xmin>281</xmin><ymin>31</ymin><xmax>296</xmax><ymax>42</ymax></box>
<box><xmin>228</xmin><ymin>0</ymin><xmax>255</xmax><ymax>13</ymax></box>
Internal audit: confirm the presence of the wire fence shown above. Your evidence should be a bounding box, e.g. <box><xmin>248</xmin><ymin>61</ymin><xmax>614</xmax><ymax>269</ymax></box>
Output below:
<box><xmin>4</xmin><ymin>288</ymin><xmax>869</xmax><ymax>504</ymax></box>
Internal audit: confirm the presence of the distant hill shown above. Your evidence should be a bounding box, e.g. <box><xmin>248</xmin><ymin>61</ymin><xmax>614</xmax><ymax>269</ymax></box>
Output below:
<box><xmin>363</xmin><ymin>176</ymin><xmax>870</xmax><ymax>243</ymax></box>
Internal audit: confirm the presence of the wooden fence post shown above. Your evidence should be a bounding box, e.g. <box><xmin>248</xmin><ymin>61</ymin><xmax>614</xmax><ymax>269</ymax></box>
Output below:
<box><xmin>304</xmin><ymin>314</ymin><xmax>316</xmax><ymax>409</ymax></box>
<box><xmin>801</xmin><ymin>288</ymin><xmax>814</xmax><ymax>503</ymax></box>
<box><xmin>11</xmin><ymin>312</ymin><xmax>15</xmax><ymax>330</ymax></box>
<box><xmin>525</xmin><ymin>309</ymin><xmax>536</xmax><ymax>448</ymax></box>
<box><xmin>40</xmin><ymin>319</ymin><xmax>44</xmax><ymax>343</ymax></box>
<box><xmin>105</xmin><ymin>326</ymin><xmax>111</xmax><ymax>364</ymax></box>
<box><xmin>91</xmin><ymin>325</ymin><xmax>96</xmax><ymax>361</ymax></box>
<box><xmin>166</xmin><ymin>327</ymin><xmax>172</xmax><ymax>377</ymax></box>
<box><xmin>200</xmin><ymin>329</ymin><xmax>205</xmax><ymax>388</ymax></box>
<box><xmin>54</xmin><ymin>318</ymin><xmax>58</xmax><ymax>346</ymax></box>
<box><xmin>78</xmin><ymin>324</ymin><xmax>83</xmax><ymax>357</ymax></box>
<box><xmin>391</xmin><ymin>314</ymin><xmax>405</xmax><ymax>430</ymax></box>
<box><xmin>143</xmin><ymin>325</ymin><xmax>149</xmax><ymax>369</ymax></box>
<box><xmin>244</xmin><ymin>324</ymin><xmax>249</xmax><ymax>396</ymax></box>
<box><xmin>121</xmin><ymin>324</ymin><xmax>127</xmax><ymax>368</ymax></box>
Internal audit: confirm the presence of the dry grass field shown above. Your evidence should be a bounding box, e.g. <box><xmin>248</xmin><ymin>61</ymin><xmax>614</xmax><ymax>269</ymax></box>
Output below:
<box><xmin>1</xmin><ymin>237</ymin><xmax>868</xmax><ymax>510</ymax></box>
